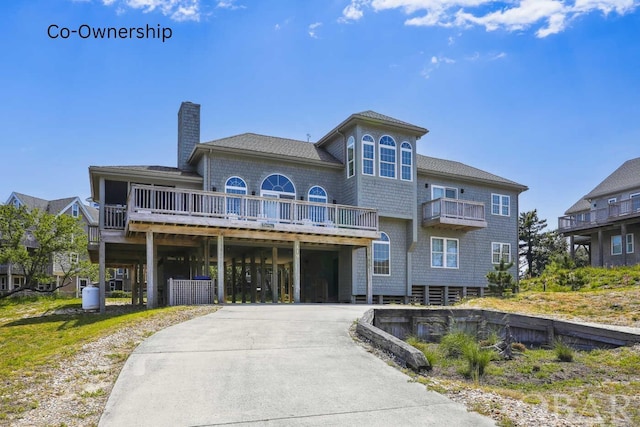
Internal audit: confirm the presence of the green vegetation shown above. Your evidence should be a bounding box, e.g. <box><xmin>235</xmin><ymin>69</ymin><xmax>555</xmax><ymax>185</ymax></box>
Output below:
<box><xmin>521</xmin><ymin>264</ymin><xmax>640</xmax><ymax>293</ymax></box>
<box><xmin>553</xmin><ymin>339</ymin><xmax>575</xmax><ymax>362</ymax></box>
<box><xmin>486</xmin><ymin>259</ymin><xmax>516</xmax><ymax>296</ymax></box>
<box><xmin>0</xmin><ymin>295</ymin><xmax>214</xmax><ymax>420</ymax></box>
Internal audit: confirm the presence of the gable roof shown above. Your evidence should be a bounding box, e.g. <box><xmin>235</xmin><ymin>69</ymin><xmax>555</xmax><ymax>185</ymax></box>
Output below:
<box><xmin>5</xmin><ymin>192</ymin><xmax>97</xmax><ymax>224</ymax></box>
<box><xmin>315</xmin><ymin>110</ymin><xmax>428</xmax><ymax>147</ymax></box>
<box><xmin>193</xmin><ymin>133</ymin><xmax>342</xmax><ymax>167</ymax></box>
<box><xmin>583</xmin><ymin>157</ymin><xmax>640</xmax><ymax>200</ymax></box>
<box><xmin>564</xmin><ymin>198</ymin><xmax>591</xmax><ymax>215</ymax></box>
<box><xmin>416</xmin><ymin>155</ymin><xmax>528</xmax><ymax>191</ymax></box>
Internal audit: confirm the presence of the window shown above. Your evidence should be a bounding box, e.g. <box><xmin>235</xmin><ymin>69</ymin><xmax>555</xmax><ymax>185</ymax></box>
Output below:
<box><xmin>632</xmin><ymin>193</ymin><xmax>640</xmax><ymax>212</ymax></box>
<box><xmin>608</xmin><ymin>198</ymin><xmax>617</xmax><ymax>204</ymax></box>
<box><xmin>373</xmin><ymin>232</ymin><xmax>390</xmax><ymax>275</ymax></box>
<box><xmin>261</xmin><ymin>174</ymin><xmax>296</xmax><ymax>221</ymax></box>
<box><xmin>72</xmin><ymin>203</ymin><xmax>79</xmax><ymax>218</ymax></box>
<box><xmin>225</xmin><ymin>176</ymin><xmax>247</xmax><ymax>215</ymax></box>
<box><xmin>308</xmin><ymin>186</ymin><xmax>328</xmax><ymax>223</ymax></box>
<box><xmin>432</xmin><ymin>186</ymin><xmax>457</xmax><ymax>200</ymax></box>
<box><xmin>70</xmin><ymin>253</ymin><xmax>79</xmax><ymax>264</ymax></box>
<box><xmin>492</xmin><ymin>243</ymin><xmax>511</xmax><ymax>264</ymax></box>
<box><xmin>431</xmin><ymin>237</ymin><xmax>459</xmax><ymax>268</ymax></box>
<box><xmin>13</xmin><ymin>277</ymin><xmax>22</xmax><ymax>288</ymax></box>
<box><xmin>400</xmin><ymin>142</ymin><xmax>412</xmax><ymax>181</ymax></box>
<box><xmin>491</xmin><ymin>194</ymin><xmax>511</xmax><ymax>216</ymax></box>
<box><xmin>11</xmin><ymin>197</ymin><xmax>21</xmax><ymax>208</ymax></box>
<box><xmin>347</xmin><ymin>136</ymin><xmax>355</xmax><ymax>178</ymax></box>
<box><xmin>362</xmin><ymin>135</ymin><xmax>375</xmax><ymax>176</ymax></box>
<box><xmin>613</xmin><ymin>233</ymin><xmax>635</xmax><ymax>255</ymax></box>
<box><xmin>0</xmin><ymin>277</ymin><xmax>6</xmax><ymax>291</ymax></box>
<box><xmin>261</xmin><ymin>174</ymin><xmax>295</xmax><ymax>194</ymax></box>
<box><xmin>379</xmin><ymin>135</ymin><xmax>396</xmax><ymax>178</ymax></box>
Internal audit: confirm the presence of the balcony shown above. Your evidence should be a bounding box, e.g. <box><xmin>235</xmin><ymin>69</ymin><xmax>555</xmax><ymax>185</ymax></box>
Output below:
<box><xmin>558</xmin><ymin>198</ymin><xmax>640</xmax><ymax>234</ymax></box>
<box><xmin>422</xmin><ymin>198</ymin><xmax>487</xmax><ymax>231</ymax></box>
<box><xmin>89</xmin><ymin>184</ymin><xmax>379</xmax><ymax>243</ymax></box>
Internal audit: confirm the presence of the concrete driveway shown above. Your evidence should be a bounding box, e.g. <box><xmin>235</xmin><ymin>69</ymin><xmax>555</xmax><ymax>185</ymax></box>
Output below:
<box><xmin>99</xmin><ymin>305</ymin><xmax>494</xmax><ymax>426</ymax></box>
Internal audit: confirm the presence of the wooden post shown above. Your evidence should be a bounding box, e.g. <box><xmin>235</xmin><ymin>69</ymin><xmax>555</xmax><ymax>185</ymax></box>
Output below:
<box><xmin>598</xmin><ymin>229</ymin><xmax>604</xmax><ymax>267</ymax></box>
<box><xmin>251</xmin><ymin>253</ymin><xmax>257</xmax><ymax>303</ymax></box>
<box><xmin>131</xmin><ymin>263</ymin><xmax>137</xmax><ymax>305</ymax></box>
<box><xmin>146</xmin><ymin>231</ymin><xmax>156</xmax><ymax>309</ymax></box>
<box><xmin>241</xmin><ymin>255</ymin><xmax>247</xmax><ymax>303</ymax></box>
<box><xmin>366</xmin><ymin>243</ymin><xmax>373</xmax><ymax>305</ymax></box>
<box><xmin>272</xmin><ymin>247</ymin><xmax>278</xmax><ymax>304</ymax></box>
<box><xmin>99</xmin><ymin>239</ymin><xmax>106</xmax><ymax>314</ymax></box>
<box><xmin>293</xmin><ymin>241</ymin><xmax>301</xmax><ymax>303</ymax></box>
<box><xmin>217</xmin><ymin>234</ymin><xmax>224</xmax><ymax>304</ymax></box>
<box><xmin>231</xmin><ymin>257</ymin><xmax>237</xmax><ymax>304</ymax></box>
<box><xmin>168</xmin><ymin>278</ymin><xmax>173</xmax><ymax>306</ymax></box>
<box><xmin>260</xmin><ymin>251</ymin><xmax>266</xmax><ymax>303</ymax></box>
<box><xmin>569</xmin><ymin>235</ymin><xmax>575</xmax><ymax>259</ymax></box>
<box><xmin>621</xmin><ymin>224</ymin><xmax>627</xmax><ymax>266</ymax></box>
<box><xmin>138</xmin><ymin>261</ymin><xmax>144</xmax><ymax>306</ymax></box>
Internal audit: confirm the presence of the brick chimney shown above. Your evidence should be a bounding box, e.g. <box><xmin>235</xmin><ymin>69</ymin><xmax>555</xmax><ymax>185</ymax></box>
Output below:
<box><xmin>177</xmin><ymin>101</ymin><xmax>200</xmax><ymax>171</ymax></box>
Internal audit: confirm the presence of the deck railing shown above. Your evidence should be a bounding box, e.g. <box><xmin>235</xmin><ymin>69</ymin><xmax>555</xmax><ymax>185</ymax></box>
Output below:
<box><xmin>88</xmin><ymin>225</ymin><xmax>100</xmax><ymax>244</ymax></box>
<box><xmin>126</xmin><ymin>184</ymin><xmax>378</xmax><ymax>231</ymax></box>
<box><xmin>558</xmin><ymin>198</ymin><xmax>640</xmax><ymax>232</ymax></box>
<box><xmin>422</xmin><ymin>198</ymin><xmax>486</xmax><ymax>222</ymax></box>
<box><xmin>104</xmin><ymin>205</ymin><xmax>126</xmax><ymax>229</ymax></box>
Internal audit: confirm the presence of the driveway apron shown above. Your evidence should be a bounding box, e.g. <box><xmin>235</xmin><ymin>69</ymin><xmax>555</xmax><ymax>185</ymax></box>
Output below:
<box><xmin>99</xmin><ymin>305</ymin><xmax>494</xmax><ymax>426</ymax></box>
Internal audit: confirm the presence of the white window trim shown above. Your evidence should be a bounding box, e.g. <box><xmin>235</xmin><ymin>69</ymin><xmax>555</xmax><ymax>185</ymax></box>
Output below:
<box><xmin>347</xmin><ymin>136</ymin><xmax>355</xmax><ymax>179</ymax></box>
<box><xmin>491</xmin><ymin>242</ymin><xmax>511</xmax><ymax>264</ymax></box>
<box><xmin>400</xmin><ymin>141</ymin><xmax>413</xmax><ymax>182</ymax></box>
<box><xmin>70</xmin><ymin>252</ymin><xmax>79</xmax><ymax>264</ymax></box>
<box><xmin>431</xmin><ymin>237</ymin><xmax>459</xmax><ymax>269</ymax></box>
<box><xmin>626</xmin><ymin>233</ymin><xmax>634</xmax><ymax>254</ymax></box>
<box><xmin>631</xmin><ymin>193</ymin><xmax>640</xmax><ymax>212</ymax></box>
<box><xmin>225</xmin><ymin>176</ymin><xmax>248</xmax><ymax>194</ymax></box>
<box><xmin>378</xmin><ymin>135</ymin><xmax>397</xmax><ymax>180</ymax></box>
<box><xmin>608</xmin><ymin>197</ymin><xmax>617</xmax><ymax>204</ymax></box>
<box><xmin>361</xmin><ymin>135</ymin><xmax>375</xmax><ymax>176</ymax></box>
<box><xmin>308</xmin><ymin>185</ymin><xmax>328</xmax><ymax>203</ymax></box>
<box><xmin>72</xmin><ymin>203</ymin><xmax>79</xmax><ymax>218</ymax></box>
<box><xmin>491</xmin><ymin>193</ymin><xmax>511</xmax><ymax>216</ymax></box>
<box><xmin>432</xmin><ymin>185</ymin><xmax>458</xmax><ymax>200</ymax></box>
<box><xmin>373</xmin><ymin>232</ymin><xmax>391</xmax><ymax>276</ymax></box>
<box><xmin>611</xmin><ymin>235</ymin><xmax>622</xmax><ymax>255</ymax></box>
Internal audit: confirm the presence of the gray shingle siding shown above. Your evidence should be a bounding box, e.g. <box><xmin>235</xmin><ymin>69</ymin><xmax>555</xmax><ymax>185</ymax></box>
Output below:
<box><xmin>591</xmin><ymin>225</ymin><xmax>640</xmax><ymax>267</ymax></box>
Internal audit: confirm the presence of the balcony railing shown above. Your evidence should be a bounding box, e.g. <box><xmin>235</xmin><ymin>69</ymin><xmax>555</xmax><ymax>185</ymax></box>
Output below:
<box><xmin>558</xmin><ymin>198</ymin><xmax>640</xmax><ymax>233</ymax></box>
<box><xmin>122</xmin><ymin>184</ymin><xmax>378</xmax><ymax>232</ymax></box>
<box><xmin>422</xmin><ymin>198</ymin><xmax>487</xmax><ymax>230</ymax></box>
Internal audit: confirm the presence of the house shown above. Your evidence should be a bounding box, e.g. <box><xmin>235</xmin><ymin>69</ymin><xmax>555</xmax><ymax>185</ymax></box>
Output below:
<box><xmin>558</xmin><ymin>157</ymin><xmax>640</xmax><ymax>267</ymax></box>
<box><xmin>0</xmin><ymin>192</ymin><xmax>98</xmax><ymax>296</ymax></box>
<box><xmin>87</xmin><ymin>102</ymin><xmax>527</xmax><ymax>311</ymax></box>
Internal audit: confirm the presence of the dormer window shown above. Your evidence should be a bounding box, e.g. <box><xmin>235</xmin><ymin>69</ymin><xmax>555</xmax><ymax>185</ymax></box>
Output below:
<box><xmin>72</xmin><ymin>203</ymin><xmax>79</xmax><ymax>218</ymax></box>
<box><xmin>379</xmin><ymin>135</ymin><xmax>396</xmax><ymax>179</ymax></box>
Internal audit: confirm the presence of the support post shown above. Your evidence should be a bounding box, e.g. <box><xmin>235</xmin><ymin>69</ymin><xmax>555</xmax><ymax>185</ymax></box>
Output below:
<box><xmin>241</xmin><ymin>255</ymin><xmax>247</xmax><ymax>303</ymax></box>
<box><xmin>569</xmin><ymin>235</ymin><xmax>575</xmax><ymax>259</ymax></box>
<box><xmin>250</xmin><ymin>253</ymin><xmax>257</xmax><ymax>303</ymax></box>
<box><xmin>366</xmin><ymin>243</ymin><xmax>373</xmax><ymax>305</ymax></box>
<box><xmin>293</xmin><ymin>241</ymin><xmax>301</xmax><ymax>303</ymax></box>
<box><xmin>272</xmin><ymin>247</ymin><xmax>278</xmax><ymax>303</ymax></box>
<box><xmin>217</xmin><ymin>234</ymin><xmax>224</xmax><ymax>304</ymax></box>
<box><xmin>260</xmin><ymin>252</ymin><xmax>266</xmax><ymax>303</ymax></box>
<box><xmin>137</xmin><ymin>261</ymin><xmax>144</xmax><ymax>306</ymax></box>
<box><xmin>231</xmin><ymin>257</ymin><xmax>237</xmax><ymax>303</ymax></box>
<box><xmin>621</xmin><ymin>224</ymin><xmax>627</xmax><ymax>266</ymax></box>
<box><xmin>99</xmin><ymin>240</ymin><xmax>106</xmax><ymax>314</ymax></box>
<box><xmin>146</xmin><ymin>231</ymin><xmax>156</xmax><ymax>309</ymax></box>
<box><xmin>131</xmin><ymin>263</ymin><xmax>137</xmax><ymax>305</ymax></box>
<box><xmin>598</xmin><ymin>229</ymin><xmax>604</xmax><ymax>267</ymax></box>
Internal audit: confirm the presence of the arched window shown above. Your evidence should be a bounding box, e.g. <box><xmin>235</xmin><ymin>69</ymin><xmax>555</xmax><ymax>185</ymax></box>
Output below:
<box><xmin>308</xmin><ymin>186</ymin><xmax>328</xmax><ymax>223</ymax></box>
<box><xmin>400</xmin><ymin>142</ymin><xmax>412</xmax><ymax>181</ymax></box>
<box><xmin>362</xmin><ymin>134</ymin><xmax>375</xmax><ymax>176</ymax></box>
<box><xmin>308</xmin><ymin>186</ymin><xmax>327</xmax><ymax>203</ymax></box>
<box><xmin>373</xmin><ymin>232</ymin><xmax>391</xmax><ymax>276</ymax></box>
<box><xmin>261</xmin><ymin>174</ymin><xmax>295</xmax><ymax>195</ymax></box>
<box><xmin>261</xmin><ymin>174</ymin><xmax>296</xmax><ymax>221</ymax></box>
<box><xmin>225</xmin><ymin>176</ymin><xmax>247</xmax><ymax>215</ymax></box>
<box><xmin>347</xmin><ymin>136</ymin><xmax>355</xmax><ymax>178</ymax></box>
<box><xmin>379</xmin><ymin>135</ymin><xmax>396</xmax><ymax>179</ymax></box>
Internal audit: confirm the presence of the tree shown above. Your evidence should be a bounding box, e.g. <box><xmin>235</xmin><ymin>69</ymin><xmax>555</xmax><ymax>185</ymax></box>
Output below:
<box><xmin>486</xmin><ymin>259</ymin><xmax>516</xmax><ymax>296</ymax></box>
<box><xmin>518</xmin><ymin>210</ymin><xmax>547</xmax><ymax>278</ymax></box>
<box><xmin>0</xmin><ymin>204</ymin><xmax>89</xmax><ymax>298</ymax></box>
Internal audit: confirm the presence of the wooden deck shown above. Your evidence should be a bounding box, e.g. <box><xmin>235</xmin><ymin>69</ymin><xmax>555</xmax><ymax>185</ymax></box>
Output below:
<box><xmin>422</xmin><ymin>198</ymin><xmax>487</xmax><ymax>231</ymax></box>
<box><xmin>558</xmin><ymin>198</ymin><xmax>640</xmax><ymax>234</ymax></box>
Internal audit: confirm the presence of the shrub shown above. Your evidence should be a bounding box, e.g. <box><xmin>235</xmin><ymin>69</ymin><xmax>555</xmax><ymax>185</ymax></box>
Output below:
<box><xmin>553</xmin><ymin>339</ymin><xmax>574</xmax><ymax>362</ymax></box>
<box><xmin>109</xmin><ymin>290</ymin><xmax>131</xmax><ymax>299</ymax></box>
<box><xmin>439</xmin><ymin>331</ymin><xmax>475</xmax><ymax>358</ymax></box>
<box><xmin>486</xmin><ymin>259</ymin><xmax>516</xmax><ymax>296</ymax></box>
<box><xmin>406</xmin><ymin>336</ymin><xmax>438</xmax><ymax>369</ymax></box>
<box><xmin>462</xmin><ymin>342</ymin><xmax>494</xmax><ymax>381</ymax></box>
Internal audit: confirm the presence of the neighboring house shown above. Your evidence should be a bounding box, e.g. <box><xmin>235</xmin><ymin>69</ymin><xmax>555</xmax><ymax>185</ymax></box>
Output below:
<box><xmin>88</xmin><ymin>102</ymin><xmax>527</xmax><ymax>309</ymax></box>
<box><xmin>0</xmin><ymin>192</ymin><xmax>98</xmax><ymax>297</ymax></box>
<box><xmin>559</xmin><ymin>157</ymin><xmax>640</xmax><ymax>267</ymax></box>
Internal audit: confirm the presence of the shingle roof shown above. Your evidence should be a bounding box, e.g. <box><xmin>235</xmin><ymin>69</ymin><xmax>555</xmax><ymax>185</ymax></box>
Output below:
<box><xmin>200</xmin><ymin>133</ymin><xmax>342</xmax><ymax>165</ymax></box>
<box><xmin>48</xmin><ymin>197</ymin><xmax>76</xmax><ymax>215</ymax></box>
<box><xmin>416</xmin><ymin>155</ymin><xmax>528</xmax><ymax>191</ymax></box>
<box><xmin>95</xmin><ymin>165</ymin><xmax>201</xmax><ymax>178</ymax></box>
<box><xmin>583</xmin><ymin>157</ymin><xmax>640</xmax><ymax>199</ymax></box>
<box><xmin>564</xmin><ymin>198</ymin><xmax>591</xmax><ymax>215</ymax></box>
<box><xmin>353</xmin><ymin>110</ymin><xmax>423</xmax><ymax>129</ymax></box>
<box><xmin>12</xmin><ymin>193</ymin><xmax>49</xmax><ymax>211</ymax></box>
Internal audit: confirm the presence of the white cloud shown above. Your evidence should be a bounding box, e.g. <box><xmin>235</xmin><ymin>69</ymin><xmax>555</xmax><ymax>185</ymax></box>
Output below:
<box><xmin>216</xmin><ymin>0</ymin><xmax>245</xmax><ymax>10</ymax></box>
<box><xmin>489</xmin><ymin>51</ymin><xmax>507</xmax><ymax>60</ymax></box>
<box><xmin>89</xmin><ymin>0</ymin><xmax>202</xmax><ymax>21</ymax></box>
<box><xmin>340</xmin><ymin>0</ymin><xmax>640</xmax><ymax>37</ymax></box>
<box><xmin>339</xmin><ymin>0</ymin><xmax>369</xmax><ymax>22</ymax></box>
<box><xmin>308</xmin><ymin>22</ymin><xmax>322</xmax><ymax>38</ymax></box>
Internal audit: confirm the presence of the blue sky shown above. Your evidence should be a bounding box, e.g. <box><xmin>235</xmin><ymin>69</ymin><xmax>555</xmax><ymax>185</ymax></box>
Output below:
<box><xmin>1</xmin><ymin>0</ymin><xmax>639</xmax><ymax>229</ymax></box>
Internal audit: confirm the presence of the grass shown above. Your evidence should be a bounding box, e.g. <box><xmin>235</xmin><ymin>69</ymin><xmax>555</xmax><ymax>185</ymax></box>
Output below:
<box><xmin>0</xmin><ymin>295</ymin><xmax>216</xmax><ymax>421</ymax></box>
